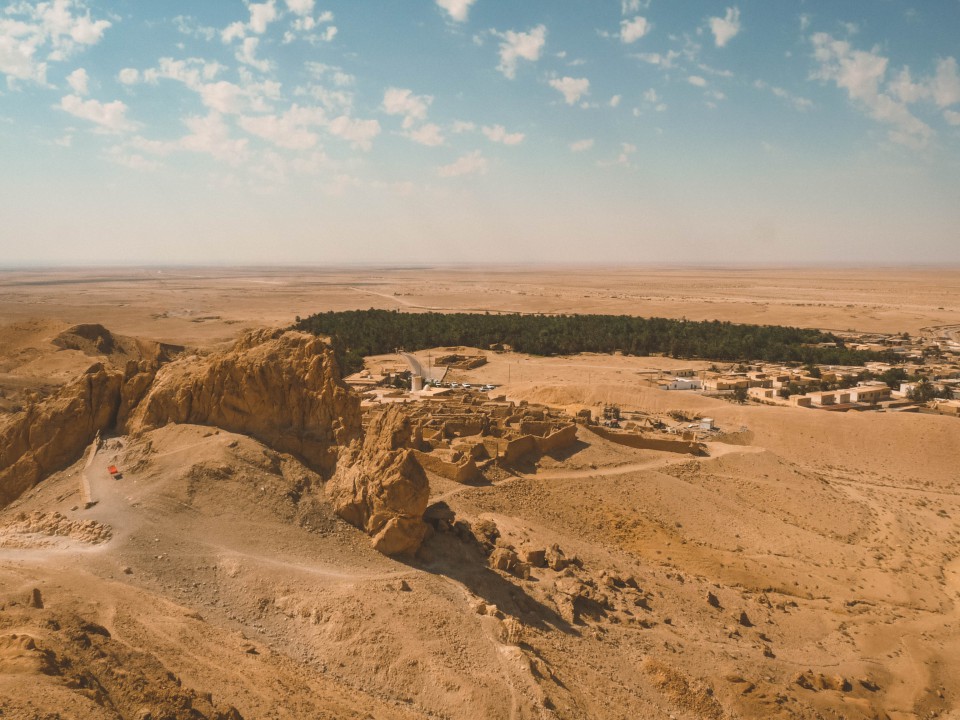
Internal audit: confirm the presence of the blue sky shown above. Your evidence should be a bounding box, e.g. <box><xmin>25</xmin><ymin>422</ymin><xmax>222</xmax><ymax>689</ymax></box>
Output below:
<box><xmin>1</xmin><ymin>0</ymin><xmax>958</xmax><ymax>266</ymax></box>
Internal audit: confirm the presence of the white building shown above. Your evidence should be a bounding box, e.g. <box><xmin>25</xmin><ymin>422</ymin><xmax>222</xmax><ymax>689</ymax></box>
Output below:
<box><xmin>659</xmin><ymin>378</ymin><xmax>702</xmax><ymax>391</ymax></box>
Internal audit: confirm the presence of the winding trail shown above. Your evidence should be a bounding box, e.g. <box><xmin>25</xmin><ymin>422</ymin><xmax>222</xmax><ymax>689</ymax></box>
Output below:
<box><xmin>432</xmin><ymin>441</ymin><xmax>764</xmax><ymax>504</ymax></box>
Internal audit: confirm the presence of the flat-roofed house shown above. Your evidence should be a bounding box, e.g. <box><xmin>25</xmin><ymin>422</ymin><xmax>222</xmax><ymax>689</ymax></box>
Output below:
<box><xmin>848</xmin><ymin>384</ymin><xmax>891</xmax><ymax>404</ymax></box>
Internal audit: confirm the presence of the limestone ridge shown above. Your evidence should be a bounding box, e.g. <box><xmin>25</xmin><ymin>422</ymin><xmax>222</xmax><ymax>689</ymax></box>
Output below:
<box><xmin>126</xmin><ymin>329</ymin><xmax>361</xmax><ymax>477</ymax></box>
<box><xmin>0</xmin><ymin>327</ymin><xmax>429</xmax><ymax>556</ymax></box>
<box><xmin>0</xmin><ymin>363</ymin><xmax>123</xmax><ymax>507</ymax></box>
<box><xmin>0</xmin><ymin>329</ymin><xmax>360</xmax><ymax>507</ymax></box>
<box><xmin>327</xmin><ymin>405</ymin><xmax>430</xmax><ymax>557</ymax></box>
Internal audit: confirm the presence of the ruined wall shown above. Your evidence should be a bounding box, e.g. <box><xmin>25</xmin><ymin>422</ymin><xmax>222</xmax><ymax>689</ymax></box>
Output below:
<box><xmin>412</xmin><ymin>449</ymin><xmax>480</xmax><ymax>484</ymax></box>
<box><xmin>583</xmin><ymin>425</ymin><xmax>704</xmax><ymax>456</ymax></box>
<box><xmin>535</xmin><ymin>423</ymin><xmax>578</xmax><ymax>453</ymax></box>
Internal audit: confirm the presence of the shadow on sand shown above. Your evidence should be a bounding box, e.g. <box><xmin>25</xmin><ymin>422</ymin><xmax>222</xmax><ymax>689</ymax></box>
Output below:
<box><xmin>406</xmin><ymin>530</ymin><xmax>579</xmax><ymax>637</ymax></box>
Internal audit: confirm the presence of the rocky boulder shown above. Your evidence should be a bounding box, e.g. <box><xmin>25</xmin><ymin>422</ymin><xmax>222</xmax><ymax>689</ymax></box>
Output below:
<box><xmin>327</xmin><ymin>406</ymin><xmax>429</xmax><ymax>556</ymax></box>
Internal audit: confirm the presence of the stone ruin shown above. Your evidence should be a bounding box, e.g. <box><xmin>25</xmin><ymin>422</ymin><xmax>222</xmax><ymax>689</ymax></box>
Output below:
<box><xmin>386</xmin><ymin>390</ymin><xmax>579</xmax><ymax>484</ymax></box>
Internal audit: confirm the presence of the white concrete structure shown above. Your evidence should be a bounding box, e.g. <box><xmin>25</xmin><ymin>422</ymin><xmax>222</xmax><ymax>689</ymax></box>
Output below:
<box><xmin>659</xmin><ymin>378</ymin><xmax>702</xmax><ymax>390</ymax></box>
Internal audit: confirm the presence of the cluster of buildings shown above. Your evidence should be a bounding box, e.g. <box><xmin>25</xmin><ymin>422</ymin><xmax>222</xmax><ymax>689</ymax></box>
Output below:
<box><xmin>655</xmin><ymin>328</ymin><xmax>960</xmax><ymax>415</ymax></box>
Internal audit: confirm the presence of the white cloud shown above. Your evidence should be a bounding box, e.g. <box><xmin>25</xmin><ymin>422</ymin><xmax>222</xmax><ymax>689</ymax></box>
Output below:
<box><xmin>634</xmin><ymin>50</ymin><xmax>680</xmax><ymax>69</ymax></box>
<box><xmin>199</xmin><ymin>81</ymin><xmax>250</xmax><ymax>114</ymax></box>
<box><xmin>236</xmin><ymin>36</ymin><xmax>272</xmax><ymax>72</ymax></box>
<box><xmin>549</xmin><ymin>76</ymin><xmax>589</xmax><ymax>105</ymax></box>
<box><xmin>599</xmin><ymin>142</ymin><xmax>638</xmax><ymax>168</ymax></box>
<box><xmin>285</xmin><ymin>0</ymin><xmax>315</xmax><ymax>15</ymax></box>
<box><xmin>620</xmin><ymin>16</ymin><xmax>649</xmax><ymax>44</ymax></box>
<box><xmin>496</xmin><ymin>25</ymin><xmax>546</xmax><ymax>79</ymax></box>
<box><xmin>438</xmin><ymin>150</ymin><xmax>487</xmax><ymax>177</ymax></box>
<box><xmin>697</xmin><ymin>63</ymin><xmax>733</xmax><ymax>78</ymax></box>
<box><xmin>180</xmin><ymin>111</ymin><xmax>249</xmax><ymax>163</ymax></box>
<box><xmin>221</xmin><ymin>21</ymin><xmax>246</xmax><ymax>43</ymax></box>
<box><xmin>406</xmin><ymin>122</ymin><xmax>445</xmax><ymax>146</ymax></box>
<box><xmin>295</xmin><ymin>83</ymin><xmax>353</xmax><ymax>113</ymax></box>
<box><xmin>621</xmin><ymin>0</ymin><xmax>652</xmax><ymax>14</ymax></box>
<box><xmin>687</xmin><ymin>75</ymin><xmax>707</xmax><ymax>87</ymax></box>
<box><xmin>481</xmin><ymin>124</ymin><xmax>524</xmax><ymax>145</ymax></box>
<box><xmin>811</xmin><ymin>32</ymin><xmax>933</xmax><ymax>148</ymax></box>
<box><xmin>888</xmin><ymin>68</ymin><xmax>926</xmax><ymax>104</ymax></box>
<box><xmin>305</xmin><ymin>62</ymin><xmax>353</xmax><ymax>86</ymax></box>
<box><xmin>643</xmin><ymin>88</ymin><xmax>658</xmax><ymax>103</ymax></box>
<box><xmin>173</xmin><ymin>15</ymin><xmax>217</xmax><ymax>41</ymax></box>
<box><xmin>66</xmin><ymin>66</ymin><xmax>88</xmax><ymax>95</ymax></box>
<box><xmin>327</xmin><ymin>115</ymin><xmax>380</xmax><ymax>150</ymax></box>
<box><xmin>932</xmin><ymin>57</ymin><xmax>960</xmax><ymax>108</ymax></box>
<box><xmin>451</xmin><ymin>120</ymin><xmax>476</xmax><ymax>133</ymax></box>
<box><xmin>609</xmin><ymin>94</ymin><xmax>621</xmax><ymax>108</ymax></box>
<box><xmin>709</xmin><ymin>7</ymin><xmax>741</xmax><ymax>48</ymax></box>
<box><xmin>0</xmin><ymin>24</ymin><xmax>48</xmax><ymax>84</ymax></box>
<box><xmin>248</xmin><ymin>1</ymin><xmax>278</xmax><ymax>34</ymax></box>
<box><xmin>117</xmin><ymin>67</ymin><xmax>139</xmax><ymax>85</ymax></box>
<box><xmin>944</xmin><ymin>109</ymin><xmax>960</xmax><ymax>126</ymax></box>
<box><xmin>436</xmin><ymin>0</ymin><xmax>478</xmax><ymax>23</ymax></box>
<box><xmin>141</xmin><ymin>58</ymin><xmax>278</xmax><ymax>116</ymax></box>
<box><xmin>297</xmin><ymin>62</ymin><xmax>353</xmax><ymax>111</ymax></box>
<box><xmin>285</xmin><ymin>13</ymin><xmax>337</xmax><ymax>45</ymax></box>
<box><xmin>570</xmin><ymin>138</ymin><xmax>593</xmax><ymax>152</ymax></box>
<box><xmin>753</xmin><ymin>79</ymin><xmax>812</xmax><ymax>110</ymax></box>
<box><xmin>59</xmin><ymin>93</ymin><xmax>137</xmax><ymax>132</ymax></box>
<box><xmin>0</xmin><ymin>0</ymin><xmax>112</xmax><ymax>86</ymax></box>
<box><xmin>382</xmin><ymin>87</ymin><xmax>432</xmax><ymax>128</ymax></box>
<box><xmin>771</xmin><ymin>86</ymin><xmax>810</xmax><ymax>109</ymax></box>
<box><xmin>107</xmin><ymin>147</ymin><xmax>161</xmax><ymax>171</ymax></box>
<box><xmin>221</xmin><ymin>1</ymin><xmax>278</xmax><ymax>43</ymax></box>
<box><xmin>239</xmin><ymin>106</ymin><xmax>324</xmax><ymax>149</ymax></box>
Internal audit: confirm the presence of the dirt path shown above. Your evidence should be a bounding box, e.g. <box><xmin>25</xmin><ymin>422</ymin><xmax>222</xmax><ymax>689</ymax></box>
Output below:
<box><xmin>432</xmin><ymin>442</ymin><xmax>764</xmax><ymax>504</ymax></box>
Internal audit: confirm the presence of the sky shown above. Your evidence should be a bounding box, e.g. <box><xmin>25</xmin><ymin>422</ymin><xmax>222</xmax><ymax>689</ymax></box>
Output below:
<box><xmin>1</xmin><ymin>0</ymin><xmax>959</xmax><ymax>267</ymax></box>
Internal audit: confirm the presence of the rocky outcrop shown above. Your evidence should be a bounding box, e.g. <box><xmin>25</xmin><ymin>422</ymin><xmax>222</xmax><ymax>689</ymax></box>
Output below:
<box><xmin>327</xmin><ymin>406</ymin><xmax>430</xmax><ymax>556</ymax></box>
<box><xmin>0</xmin><ymin>363</ymin><xmax>123</xmax><ymax>507</ymax></box>
<box><xmin>1</xmin><ymin>328</ymin><xmax>358</xmax><ymax>509</ymax></box>
<box><xmin>125</xmin><ymin>329</ymin><xmax>361</xmax><ymax>478</ymax></box>
<box><xmin>52</xmin><ymin>323</ymin><xmax>184</xmax><ymax>365</ymax></box>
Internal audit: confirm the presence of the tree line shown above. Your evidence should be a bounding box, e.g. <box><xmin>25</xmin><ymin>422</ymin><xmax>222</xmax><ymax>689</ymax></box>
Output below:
<box><xmin>293</xmin><ymin>309</ymin><xmax>901</xmax><ymax>376</ymax></box>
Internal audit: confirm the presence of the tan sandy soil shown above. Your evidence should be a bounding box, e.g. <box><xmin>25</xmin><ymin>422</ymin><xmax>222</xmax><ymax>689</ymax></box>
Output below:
<box><xmin>2</xmin><ymin>266</ymin><xmax>959</xmax><ymax>347</ymax></box>
<box><xmin>2</xmin><ymin>266</ymin><xmax>960</xmax><ymax>718</ymax></box>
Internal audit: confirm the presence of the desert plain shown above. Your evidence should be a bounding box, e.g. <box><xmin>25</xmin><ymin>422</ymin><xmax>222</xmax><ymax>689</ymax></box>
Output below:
<box><xmin>1</xmin><ymin>265</ymin><xmax>960</xmax><ymax>720</ymax></box>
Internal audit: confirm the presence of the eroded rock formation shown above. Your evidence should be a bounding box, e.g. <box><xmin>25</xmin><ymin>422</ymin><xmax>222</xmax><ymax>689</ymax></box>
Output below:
<box><xmin>125</xmin><ymin>329</ymin><xmax>361</xmax><ymax>478</ymax></box>
<box><xmin>327</xmin><ymin>406</ymin><xmax>430</xmax><ymax>556</ymax></box>
<box><xmin>0</xmin><ymin>363</ymin><xmax>123</xmax><ymax>507</ymax></box>
<box><xmin>0</xmin><ymin>329</ymin><xmax>360</xmax><ymax>508</ymax></box>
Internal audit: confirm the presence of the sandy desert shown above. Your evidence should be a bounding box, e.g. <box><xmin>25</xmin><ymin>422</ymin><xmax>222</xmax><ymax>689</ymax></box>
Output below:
<box><xmin>0</xmin><ymin>266</ymin><xmax>958</xmax><ymax>720</ymax></box>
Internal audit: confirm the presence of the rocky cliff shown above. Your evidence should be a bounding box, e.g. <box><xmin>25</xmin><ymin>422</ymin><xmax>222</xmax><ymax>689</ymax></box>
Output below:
<box><xmin>0</xmin><ymin>326</ymin><xmax>428</xmax><ymax>557</ymax></box>
<box><xmin>125</xmin><ymin>329</ymin><xmax>360</xmax><ymax>478</ymax></box>
<box><xmin>327</xmin><ymin>406</ymin><xmax>430</xmax><ymax>556</ymax></box>
<box><xmin>0</xmin><ymin>363</ymin><xmax>123</xmax><ymax>507</ymax></box>
<box><xmin>0</xmin><ymin>329</ymin><xmax>360</xmax><ymax>508</ymax></box>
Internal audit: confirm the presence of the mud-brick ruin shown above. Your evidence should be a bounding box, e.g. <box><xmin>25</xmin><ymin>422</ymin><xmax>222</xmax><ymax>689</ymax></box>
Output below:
<box><xmin>368</xmin><ymin>389</ymin><xmax>705</xmax><ymax>485</ymax></box>
<box><xmin>378</xmin><ymin>391</ymin><xmax>579</xmax><ymax>483</ymax></box>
